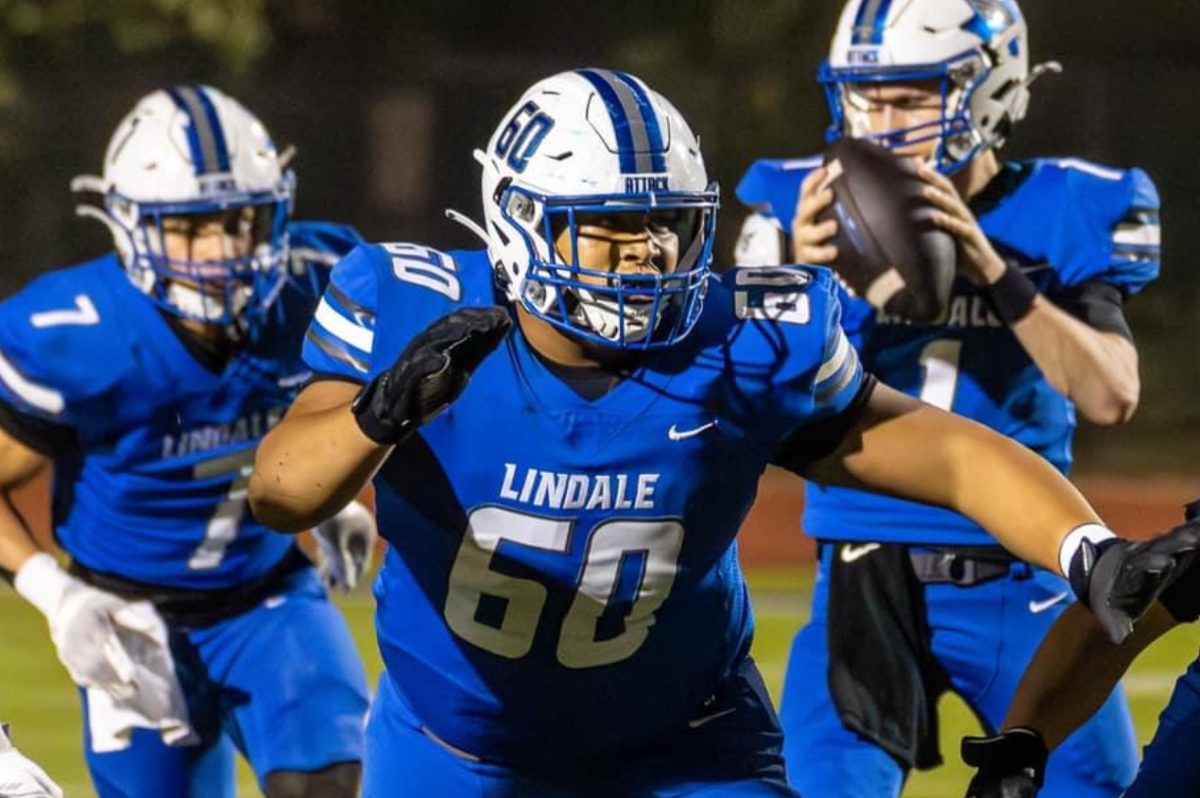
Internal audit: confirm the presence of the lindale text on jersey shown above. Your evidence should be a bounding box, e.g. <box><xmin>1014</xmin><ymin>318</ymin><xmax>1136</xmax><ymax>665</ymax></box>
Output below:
<box><xmin>500</xmin><ymin>463</ymin><xmax>660</xmax><ymax>511</ymax></box>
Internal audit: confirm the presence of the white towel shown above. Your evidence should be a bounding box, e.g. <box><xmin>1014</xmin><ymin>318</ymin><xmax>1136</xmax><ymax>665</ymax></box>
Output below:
<box><xmin>85</xmin><ymin>602</ymin><xmax>197</xmax><ymax>754</ymax></box>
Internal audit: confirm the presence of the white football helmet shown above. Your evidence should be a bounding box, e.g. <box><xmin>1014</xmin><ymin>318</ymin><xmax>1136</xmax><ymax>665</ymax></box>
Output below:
<box><xmin>470</xmin><ymin>69</ymin><xmax>718</xmax><ymax>349</ymax></box>
<box><xmin>821</xmin><ymin>0</ymin><xmax>1058</xmax><ymax>173</ymax></box>
<box><xmin>73</xmin><ymin>85</ymin><xmax>295</xmax><ymax>329</ymax></box>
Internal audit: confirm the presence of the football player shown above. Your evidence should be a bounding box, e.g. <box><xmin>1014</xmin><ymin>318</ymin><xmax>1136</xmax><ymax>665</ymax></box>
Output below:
<box><xmin>734</xmin><ymin>1</ymin><xmax>1159</xmax><ymax>794</ymax></box>
<box><xmin>961</xmin><ymin>505</ymin><xmax>1200</xmax><ymax>798</ymax></box>
<box><xmin>0</xmin><ymin>86</ymin><xmax>371</xmax><ymax>798</ymax></box>
<box><xmin>250</xmin><ymin>68</ymin><xmax>1182</xmax><ymax>797</ymax></box>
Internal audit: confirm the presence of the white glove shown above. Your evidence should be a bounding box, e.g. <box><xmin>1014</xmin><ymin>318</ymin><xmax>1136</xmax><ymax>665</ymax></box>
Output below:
<box><xmin>313</xmin><ymin>500</ymin><xmax>377</xmax><ymax>592</ymax></box>
<box><xmin>16</xmin><ymin>552</ymin><xmax>144</xmax><ymax>698</ymax></box>
<box><xmin>83</xmin><ymin>601</ymin><xmax>195</xmax><ymax>753</ymax></box>
<box><xmin>0</xmin><ymin>724</ymin><xmax>63</xmax><ymax>798</ymax></box>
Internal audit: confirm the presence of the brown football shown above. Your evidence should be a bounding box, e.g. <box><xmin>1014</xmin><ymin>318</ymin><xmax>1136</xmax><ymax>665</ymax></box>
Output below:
<box><xmin>815</xmin><ymin>137</ymin><xmax>955</xmax><ymax>322</ymax></box>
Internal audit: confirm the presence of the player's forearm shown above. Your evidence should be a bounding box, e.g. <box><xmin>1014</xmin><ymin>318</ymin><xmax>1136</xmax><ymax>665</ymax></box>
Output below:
<box><xmin>809</xmin><ymin>385</ymin><xmax>1099</xmax><ymax>573</ymax></box>
<box><xmin>0</xmin><ymin>492</ymin><xmax>43</xmax><ymax>576</ymax></box>
<box><xmin>1010</xmin><ymin>298</ymin><xmax>1139</xmax><ymax>425</ymax></box>
<box><xmin>250</xmin><ymin>405</ymin><xmax>391</xmax><ymax>533</ymax></box>
<box><xmin>1003</xmin><ymin>601</ymin><xmax>1175</xmax><ymax>749</ymax></box>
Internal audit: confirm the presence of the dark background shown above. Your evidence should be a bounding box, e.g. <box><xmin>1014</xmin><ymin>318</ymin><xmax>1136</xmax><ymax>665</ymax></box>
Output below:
<box><xmin>0</xmin><ymin>0</ymin><xmax>1195</xmax><ymax>471</ymax></box>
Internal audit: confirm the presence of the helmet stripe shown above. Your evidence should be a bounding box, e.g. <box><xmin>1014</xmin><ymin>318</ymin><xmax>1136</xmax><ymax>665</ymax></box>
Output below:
<box><xmin>576</xmin><ymin>69</ymin><xmax>661</xmax><ymax>175</ymax></box>
<box><xmin>165</xmin><ymin>87</ymin><xmax>209</xmax><ymax>174</ymax></box>
<box><xmin>611</xmin><ymin>72</ymin><xmax>667</xmax><ymax>173</ymax></box>
<box><xmin>192</xmin><ymin>87</ymin><xmax>232</xmax><ymax>173</ymax></box>
<box><xmin>166</xmin><ymin>85</ymin><xmax>231</xmax><ymax>175</ymax></box>
<box><xmin>851</xmin><ymin>0</ymin><xmax>893</xmax><ymax>45</ymax></box>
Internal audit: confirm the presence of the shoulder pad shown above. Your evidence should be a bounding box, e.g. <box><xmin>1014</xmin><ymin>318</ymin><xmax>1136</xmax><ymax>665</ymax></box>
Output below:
<box><xmin>986</xmin><ymin>159</ymin><xmax>1160</xmax><ymax>293</ymax></box>
<box><xmin>735</xmin><ymin>157</ymin><xmax>822</xmax><ymax>227</ymax></box>
<box><xmin>287</xmin><ymin>220</ymin><xmax>364</xmax><ymax>270</ymax></box>
<box><xmin>0</xmin><ymin>257</ymin><xmax>133</xmax><ymax>424</ymax></box>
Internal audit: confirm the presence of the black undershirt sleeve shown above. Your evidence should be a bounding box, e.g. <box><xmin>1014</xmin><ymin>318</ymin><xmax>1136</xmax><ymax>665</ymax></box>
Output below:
<box><xmin>1052</xmin><ymin>279</ymin><xmax>1134</xmax><ymax>342</ymax></box>
<box><xmin>772</xmin><ymin>374</ymin><xmax>879</xmax><ymax>476</ymax></box>
<box><xmin>0</xmin><ymin>398</ymin><xmax>79</xmax><ymax>457</ymax></box>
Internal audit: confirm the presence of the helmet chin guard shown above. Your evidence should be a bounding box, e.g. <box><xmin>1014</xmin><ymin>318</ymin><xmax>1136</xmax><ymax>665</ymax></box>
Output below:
<box><xmin>471</xmin><ymin>69</ymin><xmax>719</xmax><ymax>350</ymax></box>
<box><xmin>74</xmin><ymin>85</ymin><xmax>295</xmax><ymax>332</ymax></box>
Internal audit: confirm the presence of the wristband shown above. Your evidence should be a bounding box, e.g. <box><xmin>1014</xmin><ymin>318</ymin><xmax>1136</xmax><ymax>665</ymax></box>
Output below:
<box><xmin>1059</xmin><ymin>523</ymin><xmax>1117</xmax><ymax>580</ymax></box>
<box><xmin>13</xmin><ymin>552</ymin><xmax>71</xmax><ymax>618</ymax></box>
<box><xmin>984</xmin><ymin>263</ymin><xmax>1039</xmax><ymax>325</ymax></box>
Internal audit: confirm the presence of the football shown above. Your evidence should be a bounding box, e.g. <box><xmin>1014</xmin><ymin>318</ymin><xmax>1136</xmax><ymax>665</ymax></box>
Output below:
<box><xmin>816</xmin><ymin>137</ymin><xmax>956</xmax><ymax>322</ymax></box>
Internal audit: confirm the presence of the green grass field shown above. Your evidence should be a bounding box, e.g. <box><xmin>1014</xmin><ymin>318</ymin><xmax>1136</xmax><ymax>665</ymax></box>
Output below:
<box><xmin>2</xmin><ymin>566</ymin><xmax>1197</xmax><ymax>797</ymax></box>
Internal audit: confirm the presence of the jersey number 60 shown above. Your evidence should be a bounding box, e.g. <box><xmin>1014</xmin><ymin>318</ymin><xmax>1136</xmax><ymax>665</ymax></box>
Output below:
<box><xmin>444</xmin><ymin>506</ymin><xmax>683</xmax><ymax>669</ymax></box>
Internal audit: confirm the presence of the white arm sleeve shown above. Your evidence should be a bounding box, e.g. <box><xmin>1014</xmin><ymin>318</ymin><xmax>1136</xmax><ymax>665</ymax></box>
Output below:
<box><xmin>734</xmin><ymin>213</ymin><xmax>787</xmax><ymax>267</ymax></box>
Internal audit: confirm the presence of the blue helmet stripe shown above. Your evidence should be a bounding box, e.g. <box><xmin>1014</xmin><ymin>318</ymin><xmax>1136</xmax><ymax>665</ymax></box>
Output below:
<box><xmin>165</xmin><ymin>87</ymin><xmax>209</xmax><ymax>175</ymax></box>
<box><xmin>870</xmin><ymin>0</ymin><xmax>894</xmax><ymax>44</ymax></box>
<box><xmin>166</xmin><ymin>85</ymin><xmax>231</xmax><ymax>175</ymax></box>
<box><xmin>576</xmin><ymin>68</ymin><xmax>660</xmax><ymax>175</ymax></box>
<box><xmin>851</xmin><ymin>0</ymin><xmax>893</xmax><ymax>45</ymax></box>
<box><xmin>611</xmin><ymin>72</ymin><xmax>667</xmax><ymax>173</ymax></box>
<box><xmin>192</xmin><ymin>87</ymin><xmax>232</xmax><ymax>173</ymax></box>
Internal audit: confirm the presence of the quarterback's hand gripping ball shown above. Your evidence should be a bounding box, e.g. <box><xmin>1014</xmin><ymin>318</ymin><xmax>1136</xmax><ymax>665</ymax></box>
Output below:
<box><xmin>961</xmin><ymin>727</ymin><xmax>1047</xmax><ymax>798</ymax></box>
<box><xmin>815</xmin><ymin>137</ymin><xmax>956</xmax><ymax>322</ymax></box>
<box><xmin>352</xmin><ymin>306</ymin><xmax>513</xmax><ymax>445</ymax></box>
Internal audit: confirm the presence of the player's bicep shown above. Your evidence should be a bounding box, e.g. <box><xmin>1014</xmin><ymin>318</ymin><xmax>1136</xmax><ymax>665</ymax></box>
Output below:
<box><xmin>800</xmin><ymin>382</ymin><xmax>986</xmax><ymax>503</ymax></box>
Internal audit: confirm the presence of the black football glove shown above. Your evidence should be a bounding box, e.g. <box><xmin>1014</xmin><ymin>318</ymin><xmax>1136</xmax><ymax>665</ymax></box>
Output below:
<box><xmin>962</xmin><ymin>728</ymin><xmax>1047</xmax><ymax>798</ymax></box>
<box><xmin>352</xmin><ymin>306</ymin><xmax>512</xmax><ymax>445</ymax></box>
<box><xmin>1156</xmin><ymin>499</ymin><xmax>1200</xmax><ymax>623</ymax></box>
<box><xmin>1068</xmin><ymin>521</ymin><xmax>1200</xmax><ymax>644</ymax></box>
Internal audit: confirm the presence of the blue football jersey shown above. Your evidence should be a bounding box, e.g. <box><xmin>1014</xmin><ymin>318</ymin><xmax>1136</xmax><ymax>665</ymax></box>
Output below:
<box><xmin>736</xmin><ymin>156</ymin><xmax>1161</xmax><ymax>545</ymax></box>
<box><xmin>304</xmin><ymin>243</ymin><xmax>864</xmax><ymax>766</ymax></box>
<box><xmin>0</xmin><ymin>221</ymin><xmax>362</xmax><ymax>588</ymax></box>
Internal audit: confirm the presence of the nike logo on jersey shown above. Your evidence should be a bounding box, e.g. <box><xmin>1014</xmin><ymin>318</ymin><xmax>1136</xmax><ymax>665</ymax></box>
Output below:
<box><xmin>840</xmin><ymin>543</ymin><xmax>881</xmax><ymax>563</ymax></box>
<box><xmin>1028</xmin><ymin>592</ymin><xmax>1070</xmax><ymax>614</ymax></box>
<box><xmin>687</xmin><ymin>707</ymin><xmax>736</xmax><ymax>729</ymax></box>
<box><xmin>668</xmin><ymin>420</ymin><xmax>718</xmax><ymax>441</ymax></box>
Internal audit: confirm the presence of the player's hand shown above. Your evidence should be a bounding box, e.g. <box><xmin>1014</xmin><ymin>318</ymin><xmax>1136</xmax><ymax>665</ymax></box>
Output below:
<box><xmin>918</xmin><ymin>163</ymin><xmax>1006</xmax><ymax>285</ymax></box>
<box><xmin>0</xmin><ymin>724</ymin><xmax>63</xmax><ymax>798</ymax></box>
<box><xmin>961</xmin><ymin>728</ymin><xmax>1047</xmax><ymax>798</ymax></box>
<box><xmin>15</xmin><ymin>553</ymin><xmax>147</xmax><ymax>698</ymax></box>
<box><xmin>790</xmin><ymin>167</ymin><xmax>839</xmax><ymax>265</ymax></box>
<box><xmin>1072</xmin><ymin>521</ymin><xmax>1200</xmax><ymax>643</ymax></box>
<box><xmin>352</xmin><ymin>306</ymin><xmax>512</xmax><ymax>445</ymax></box>
<box><xmin>313</xmin><ymin>499</ymin><xmax>378</xmax><ymax>592</ymax></box>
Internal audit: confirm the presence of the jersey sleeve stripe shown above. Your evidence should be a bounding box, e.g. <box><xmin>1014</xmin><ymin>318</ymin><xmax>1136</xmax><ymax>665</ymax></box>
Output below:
<box><xmin>289</xmin><ymin>247</ymin><xmax>343</xmax><ymax>267</ymax></box>
<box><xmin>815</xmin><ymin>352</ymin><xmax>862</xmax><ymax>404</ymax></box>
<box><xmin>1112</xmin><ymin>223</ymin><xmax>1161</xmax><ymax>248</ymax></box>
<box><xmin>0</xmin><ymin>350</ymin><xmax>64</xmax><ymax>415</ymax></box>
<box><xmin>327</xmin><ymin>283</ymin><xmax>377</xmax><ymax>325</ymax></box>
<box><xmin>304</xmin><ymin>329</ymin><xmax>368</xmax><ymax>375</ymax></box>
<box><xmin>313</xmin><ymin>297</ymin><xmax>374</xmax><ymax>353</ymax></box>
<box><xmin>815</xmin><ymin>328</ymin><xmax>852</xmax><ymax>384</ymax></box>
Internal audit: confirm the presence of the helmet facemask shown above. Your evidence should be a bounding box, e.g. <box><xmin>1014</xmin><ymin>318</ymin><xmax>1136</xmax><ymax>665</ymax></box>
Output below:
<box><xmin>497</xmin><ymin>182</ymin><xmax>717</xmax><ymax>350</ymax></box>
<box><xmin>820</xmin><ymin>53</ymin><xmax>990</xmax><ymax>174</ymax></box>
<box><xmin>103</xmin><ymin>179</ymin><xmax>294</xmax><ymax>332</ymax></box>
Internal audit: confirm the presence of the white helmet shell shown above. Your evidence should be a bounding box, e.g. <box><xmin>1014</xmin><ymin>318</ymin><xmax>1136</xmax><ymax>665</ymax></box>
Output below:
<box><xmin>822</xmin><ymin>0</ymin><xmax>1048</xmax><ymax>172</ymax></box>
<box><xmin>474</xmin><ymin>69</ymin><xmax>718</xmax><ymax>349</ymax></box>
<box><xmin>75</xmin><ymin>85</ymin><xmax>295</xmax><ymax>328</ymax></box>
